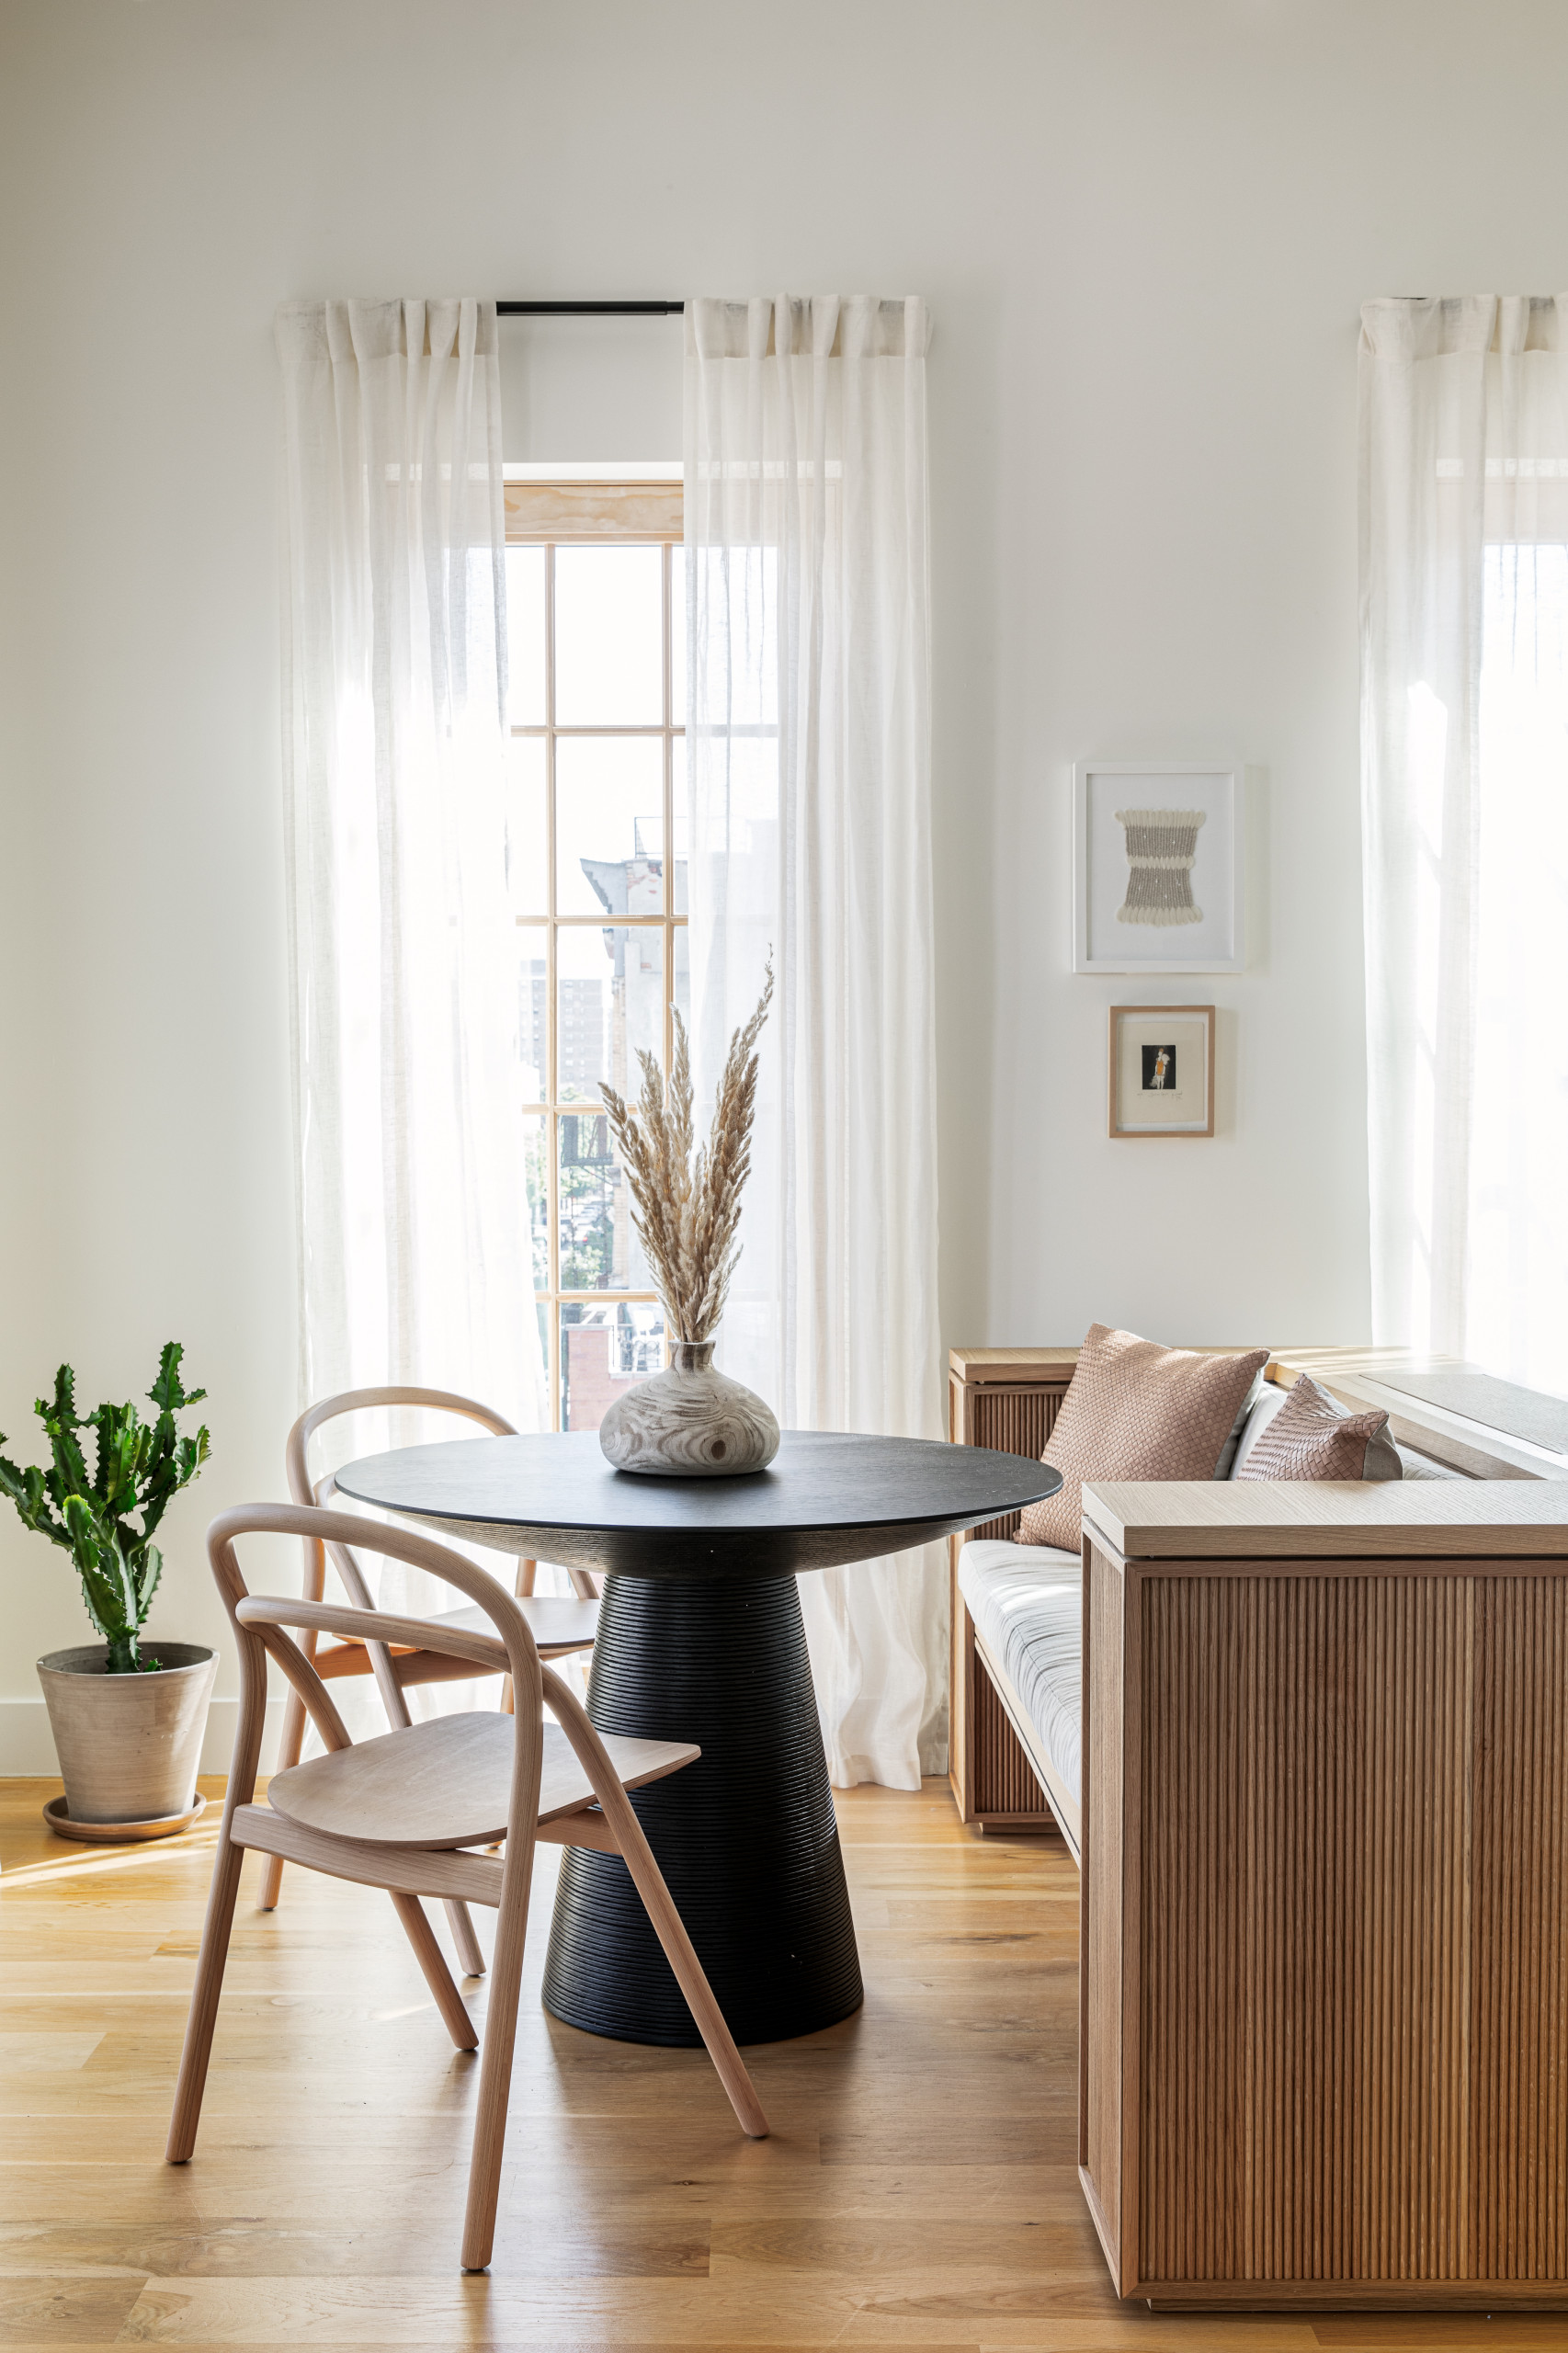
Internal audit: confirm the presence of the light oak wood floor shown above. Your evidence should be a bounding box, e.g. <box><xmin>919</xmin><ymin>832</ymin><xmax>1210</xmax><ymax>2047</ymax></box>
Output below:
<box><xmin>0</xmin><ymin>1776</ymin><xmax>1555</xmax><ymax>2350</ymax></box>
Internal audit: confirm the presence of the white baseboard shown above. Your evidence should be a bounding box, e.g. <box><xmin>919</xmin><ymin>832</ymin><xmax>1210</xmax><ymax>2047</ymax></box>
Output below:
<box><xmin>0</xmin><ymin>1696</ymin><xmax>285</xmax><ymax>1777</ymax></box>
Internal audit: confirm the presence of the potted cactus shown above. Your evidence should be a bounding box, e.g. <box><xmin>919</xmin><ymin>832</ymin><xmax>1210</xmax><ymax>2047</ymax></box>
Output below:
<box><xmin>1</xmin><ymin>1345</ymin><xmax>214</xmax><ymax>1837</ymax></box>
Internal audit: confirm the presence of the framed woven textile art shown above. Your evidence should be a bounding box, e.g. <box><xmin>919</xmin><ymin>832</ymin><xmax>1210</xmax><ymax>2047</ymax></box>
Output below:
<box><xmin>1073</xmin><ymin>761</ymin><xmax>1244</xmax><ymax>973</ymax></box>
<box><xmin>1108</xmin><ymin>1004</ymin><xmax>1216</xmax><ymax>1137</ymax></box>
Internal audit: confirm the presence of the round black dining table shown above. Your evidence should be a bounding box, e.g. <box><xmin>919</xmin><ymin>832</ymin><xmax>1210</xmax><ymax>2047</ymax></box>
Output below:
<box><xmin>335</xmin><ymin>1429</ymin><xmax>1062</xmax><ymax>2047</ymax></box>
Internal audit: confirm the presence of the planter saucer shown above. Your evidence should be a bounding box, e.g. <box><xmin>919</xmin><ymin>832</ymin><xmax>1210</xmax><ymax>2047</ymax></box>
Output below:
<box><xmin>43</xmin><ymin>1793</ymin><xmax>207</xmax><ymax>1846</ymax></box>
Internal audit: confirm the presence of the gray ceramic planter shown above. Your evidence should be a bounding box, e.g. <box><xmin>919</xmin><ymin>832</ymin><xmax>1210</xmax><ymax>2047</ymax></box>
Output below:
<box><xmin>37</xmin><ymin>1643</ymin><xmax>217</xmax><ymax>1824</ymax></box>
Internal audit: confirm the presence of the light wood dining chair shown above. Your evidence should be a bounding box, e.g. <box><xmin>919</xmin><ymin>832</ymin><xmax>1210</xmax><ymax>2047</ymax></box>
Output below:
<box><xmin>167</xmin><ymin>1501</ymin><xmax>767</xmax><ymax>2273</ymax></box>
<box><xmin>263</xmin><ymin>1385</ymin><xmax>601</xmax><ymax>1979</ymax></box>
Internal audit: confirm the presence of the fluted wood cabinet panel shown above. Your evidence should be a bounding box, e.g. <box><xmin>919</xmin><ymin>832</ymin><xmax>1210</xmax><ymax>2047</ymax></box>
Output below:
<box><xmin>1082</xmin><ymin>1535</ymin><xmax>1568</xmax><ymax>2309</ymax></box>
<box><xmin>948</xmin><ymin>1358</ymin><xmax>1073</xmax><ymax>1828</ymax></box>
<box><xmin>1470</xmin><ymin>1574</ymin><xmax>1568</xmax><ymax>2285</ymax></box>
<box><xmin>1082</xmin><ymin>1535</ymin><xmax>1126</xmax><ymax>2256</ymax></box>
<box><xmin>970</xmin><ymin>1388</ymin><xmax>1062</xmax><ymax>1542</ymax></box>
<box><xmin>971</xmin><ymin>1656</ymin><xmax>1054</xmax><ymax>1818</ymax></box>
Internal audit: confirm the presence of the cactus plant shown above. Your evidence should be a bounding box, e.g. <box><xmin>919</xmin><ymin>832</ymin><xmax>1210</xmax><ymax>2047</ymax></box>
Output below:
<box><xmin>0</xmin><ymin>1344</ymin><xmax>210</xmax><ymax>1673</ymax></box>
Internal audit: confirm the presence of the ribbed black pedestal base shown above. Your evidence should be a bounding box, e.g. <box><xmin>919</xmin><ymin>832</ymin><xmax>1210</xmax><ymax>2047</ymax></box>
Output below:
<box><xmin>541</xmin><ymin>1570</ymin><xmax>863</xmax><ymax>2046</ymax></box>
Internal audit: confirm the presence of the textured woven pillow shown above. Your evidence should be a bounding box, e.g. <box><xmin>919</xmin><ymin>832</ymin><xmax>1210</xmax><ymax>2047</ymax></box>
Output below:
<box><xmin>1233</xmin><ymin>1372</ymin><xmax>1402</xmax><ymax>1482</ymax></box>
<box><xmin>1017</xmin><ymin>1324</ymin><xmax>1269</xmax><ymax>1551</ymax></box>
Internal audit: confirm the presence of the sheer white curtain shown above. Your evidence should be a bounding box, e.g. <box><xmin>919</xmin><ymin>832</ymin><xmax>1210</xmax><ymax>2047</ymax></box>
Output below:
<box><xmin>277</xmin><ymin>298</ymin><xmax>547</xmax><ymax>1669</ymax></box>
<box><xmin>685</xmin><ymin>295</ymin><xmax>944</xmax><ymax>1788</ymax></box>
<box><xmin>1360</xmin><ymin>296</ymin><xmax>1568</xmax><ymax>1384</ymax></box>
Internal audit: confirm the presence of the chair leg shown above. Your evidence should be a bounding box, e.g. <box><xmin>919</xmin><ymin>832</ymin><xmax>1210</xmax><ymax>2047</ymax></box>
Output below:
<box><xmin>460</xmin><ymin>1845</ymin><xmax>535</xmax><ymax>2270</ymax></box>
<box><xmin>444</xmin><ymin>1897</ymin><xmax>487</xmax><ymax>1979</ymax></box>
<box><xmin>595</xmin><ymin>1780</ymin><xmax>768</xmax><ymax>2139</ymax></box>
<box><xmin>166</xmin><ymin>1831</ymin><xmax>247</xmax><ymax>2163</ymax></box>
<box><xmin>390</xmin><ymin>1893</ymin><xmax>479</xmax><ymax>2052</ymax></box>
<box><xmin>257</xmin><ymin>1685</ymin><xmax>309</xmax><ymax>1911</ymax></box>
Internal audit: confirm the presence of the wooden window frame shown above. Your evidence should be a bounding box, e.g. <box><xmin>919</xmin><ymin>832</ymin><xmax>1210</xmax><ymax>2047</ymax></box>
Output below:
<box><xmin>506</xmin><ymin>480</ymin><xmax>685</xmax><ymax>1429</ymax></box>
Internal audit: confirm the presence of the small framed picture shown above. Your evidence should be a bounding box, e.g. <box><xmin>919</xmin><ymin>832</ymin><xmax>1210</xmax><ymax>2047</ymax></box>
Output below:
<box><xmin>1109</xmin><ymin>1005</ymin><xmax>1215</xmax><ymax>1138</ymax></box>
<box><xmin>1074</xmin><ymin>761</ymin><xmax>1244</xmax><ymax>973</ymax></box>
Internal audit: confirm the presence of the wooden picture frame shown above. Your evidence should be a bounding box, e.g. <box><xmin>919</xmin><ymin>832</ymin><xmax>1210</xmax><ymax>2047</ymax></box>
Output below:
<box><xmin>1074</xmin><ymin>762</ymin><xmax>1244</xmax><ymax>974</ymax></box>
<box><xmin>1108</xmin><ymin>1005</ymin><xmax>1215</xmax><ymax>1138</ymax></box>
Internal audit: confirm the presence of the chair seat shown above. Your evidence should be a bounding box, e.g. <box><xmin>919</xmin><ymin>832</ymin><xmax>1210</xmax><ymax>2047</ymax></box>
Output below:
<box><xmin>445</xmin><ymin>1595</ymin><xmax>599</xmax><ymax>1659</ymax></box>
<box><xmin>312</xmin><ymin>1594</ymin><xmax>599</xmax><ymax>1679</ymax></box>
<box><xmin>265</xmin><ymin>1709</ymin><xmax>698</xmax><ymax>1848</ymax></box>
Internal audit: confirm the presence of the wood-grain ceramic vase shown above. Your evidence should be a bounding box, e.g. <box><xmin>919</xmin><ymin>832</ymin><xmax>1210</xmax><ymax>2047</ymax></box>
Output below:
<box><xmin>37</xmin><ymin>1643</ymin><xmax>217</xmax><ymax>1824</ymax></box>
<box><xmin>597</xmin><ymin>1338</ymin><xmax>780</xmax><ymax>1477</ymax></box>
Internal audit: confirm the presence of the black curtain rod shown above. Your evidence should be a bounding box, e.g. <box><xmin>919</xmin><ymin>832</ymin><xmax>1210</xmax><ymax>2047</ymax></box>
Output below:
<box><xmin>497</xmin><ymin>300</ymin><xmax>684</xmax><ymax>316</ymax></box>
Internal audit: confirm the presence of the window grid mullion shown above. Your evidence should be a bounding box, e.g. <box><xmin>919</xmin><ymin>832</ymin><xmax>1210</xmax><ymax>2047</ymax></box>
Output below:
<box><xmin>512</xmin><ymin>518</ymin><xmax>685</xmax><ymax>1429</ymax></box>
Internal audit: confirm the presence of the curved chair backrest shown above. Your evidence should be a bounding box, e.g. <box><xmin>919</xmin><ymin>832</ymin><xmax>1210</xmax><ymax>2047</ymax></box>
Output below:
<box><xmin>206</xmin><ymin>1499</ymin><xmax>547</xmax><ymax>1836</ymax></box>
<box><xmin>287</xmin><ymin>1387</ymin><xmax>597</xmax><ymax>1620</ymax></box>
<box><xmin>285</xmin><ymin>1385</ymin><xmax>517</xmax><ymax>1511</ymax></box>
<box><xmin>283</xmin><ymin>1388</ymin><xmax>529</xmax><ymax>1732</ymax></box>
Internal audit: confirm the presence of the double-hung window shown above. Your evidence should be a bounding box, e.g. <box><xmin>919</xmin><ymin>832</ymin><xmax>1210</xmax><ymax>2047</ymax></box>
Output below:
<box><xmin>504</xmin><ymin>479</ymin><xmax>687</xmax><ymax>1431</ymax></box>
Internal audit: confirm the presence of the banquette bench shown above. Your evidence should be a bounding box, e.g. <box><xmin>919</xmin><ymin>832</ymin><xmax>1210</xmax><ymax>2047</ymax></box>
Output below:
<box><xmin>947</xmin><ymin>1345</ymin><xmax>1469</xmax><ymax>1858</ymax></box>
<box><xmin>949</xmin><ymin>1344</ymin><xmax>1568</xmax><ymax>2311</ymax></box>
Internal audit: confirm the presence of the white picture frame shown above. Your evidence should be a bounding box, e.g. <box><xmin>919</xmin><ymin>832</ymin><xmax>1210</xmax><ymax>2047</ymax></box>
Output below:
<box><xmin>1074</xmin><ymin>761</ymin><xmax>1245</xmax><ymax>974</ymax></box>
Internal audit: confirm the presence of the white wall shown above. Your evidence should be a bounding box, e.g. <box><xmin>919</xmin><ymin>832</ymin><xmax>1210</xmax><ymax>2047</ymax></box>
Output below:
<box><xmin>5</xmin><ymin>0</ymin><xmax>1567</xmax><ymax>1761</ymax></box>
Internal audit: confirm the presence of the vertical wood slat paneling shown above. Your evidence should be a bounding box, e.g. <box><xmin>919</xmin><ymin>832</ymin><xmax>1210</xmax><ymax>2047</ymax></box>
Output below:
<box><xmin>966</xmin><ymin>1384</ymin><xmax>1064</xmax><ymax>1542</ymax></box>
<box><xmin>1085</xmin><ymin>1541</ymin><xmax>1125</xmax><ymax>2267</ymax></box>
<box><xmin>1470</xmin><ymin>1574</ymin><xmax>1568</xmax><ymax>2284</ymax></box>
<box><xmin>971</xmin><ymin>1663</ymin><xmax>1055</xmax><ymax>1815</ymax></box>
<box><xmin>1117</xmin><ymin>1568</ymin><xmax>1568</xmax><ymax>2294</ymax></box>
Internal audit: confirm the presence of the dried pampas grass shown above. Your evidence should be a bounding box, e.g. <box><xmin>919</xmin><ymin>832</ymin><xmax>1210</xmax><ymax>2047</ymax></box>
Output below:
<box><xmin>600</xmin><ymin>968</ymin><xmax>774</xmax><ymax>1346</ymax></box>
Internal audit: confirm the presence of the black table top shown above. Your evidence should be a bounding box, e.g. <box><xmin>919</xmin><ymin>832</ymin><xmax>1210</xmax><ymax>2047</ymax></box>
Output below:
<box><xmin>335</xmin><ymin>1428</ymin><xmax>1062</xmax><ymax>1581</ymax></box>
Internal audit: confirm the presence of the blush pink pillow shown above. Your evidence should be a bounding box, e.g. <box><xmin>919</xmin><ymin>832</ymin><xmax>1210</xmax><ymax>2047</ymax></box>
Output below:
<box><xmin>1017</xmin><ymin>1324</ymin><xmax>1269</xmax><ymax>1552</ymax></box>
<box><xmin>1233</xmin><ymin>1373</ymin><xmax>1402</xmax><ymax>1482</ymax></box>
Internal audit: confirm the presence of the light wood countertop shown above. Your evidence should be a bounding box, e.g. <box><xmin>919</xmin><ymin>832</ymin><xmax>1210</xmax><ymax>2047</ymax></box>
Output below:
<box><xmin>1081</xmin><ymin>1477</ymin><xmax>1568</xmax><ymax>1560</ymax></box>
